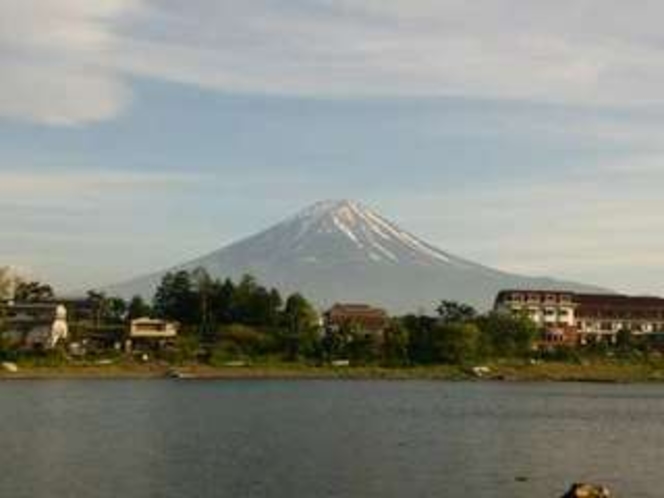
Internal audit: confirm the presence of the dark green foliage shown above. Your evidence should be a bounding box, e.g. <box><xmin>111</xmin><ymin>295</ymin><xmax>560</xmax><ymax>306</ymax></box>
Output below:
<box><xmin>127</xmin><ymin>295</ymin><xmax>152</xmax><ymax>320</ymax></box>
<box><xmin>151</xmin><ymin>270</ymin><xmax>319</xmax><ymax>361</ymax></box>
<box><xmin>322</xmin><ymin>326</ymin><xmax>350</xmax><ymax>362</ymax></box>
<box><xmin>153</xmin><ymin>271</ymin><xmax>198</xmax><ymax>324</ymax></box>
<box><xmin>210</xmin><ymin>325</ymin><xmax>281</xmax><ymax>362</ymax></box>
<box><xmin>431</xmin><ymin>323</ymin><xmax>481</xmax><ymax>364</ymax></box>
<box><xmin>105</xmin><ymin>297</ymin><xmax>127</xmax><ymax>324</ymax></box>
<box><xmin>199</xmin><ymin>274</ymin><xmax>284</xmax><ymax>330</ymax></box>
<box><xmin>14</xmin><ymin>280</ymin><xmax>55</xmax><ymax>302</ymax></box>
<box><xmin>616</xmin><ymin>329</ymin><xmax>635</xmax><ymax>351</ymax></box>
<box><xmin>475</xmin><ymin>312</ymin><xmax>538</xmax><ymax>358</ymax></box>
<box><xmin>436</xmin><ymin>300</ymin><xmax>477</xmax><ymax>324</ymax></box>
<box><xmin>347</xmin><ymin>328</ymin><xmax>380</xmax><ymax>366</ymax></box>
<box><xmin>85</xmin><ymin>291</ymin><xmax>127</xmax><ymax>328</ymax></box>
<box><xmin>281</xmin><ymin>292</ymin><xmax>319</xmax><ymax>360</ymax></box>
<box><xmin>398</xmin><ymin>302</ymin><xmax>538</xmax><ymax>365</ymax></box>
<box><xmin>402</xmin><ymin>314</ymin><xmax>439</xmax><ymax>364</ymax></box>
<box><xmin>536</xmin><ymin>346</ymin><xmax>582</xmax><ymax>363</ymax></box>
<box><xmin>382</xmin><ymin>320</ymin><xmax>410</xmax><ymax>367</ymax></box>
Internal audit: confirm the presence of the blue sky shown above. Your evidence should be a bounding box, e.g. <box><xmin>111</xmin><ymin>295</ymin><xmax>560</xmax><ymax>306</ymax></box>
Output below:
<box><xmin>1</xmin><ymin>0</ymin><xmax>663</xmax><ymax>295</ymax></box>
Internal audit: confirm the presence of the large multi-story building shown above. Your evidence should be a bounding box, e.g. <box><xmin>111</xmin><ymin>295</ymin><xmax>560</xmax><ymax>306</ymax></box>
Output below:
<box><xmin>494</xmin><ymin>290</ymin><xmax>664</xmax><ymax>345</ymax></box>
<box><xmin>575</xmin><ymin>294</ymin><xmax>664</xmax><ymax>340</ymax></box>
<box><xmin>494</xmin><ymin>290</ymin><xmax>578</xmax><ymax>345</ymax></box>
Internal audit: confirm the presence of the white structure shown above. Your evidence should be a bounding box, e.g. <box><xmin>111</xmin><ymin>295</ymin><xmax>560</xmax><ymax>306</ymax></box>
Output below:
<box><xmin>48</xmin><ymin>305</ymin><xmax>69</xmax><ymax>348</ymax></box>
<box><xmin>495</xmin><ymin>290</ymin><xmax>664</xmax><ymax>345</ymax></box>
<box><xmin>2</xmin><ymin>302</ymin><xmax>69</xmax><ymax>349</ymax></box>
<box><xmin>574</xmin><ymin>294</ymin><xmax>664</xmax><ymax>341</ymax></box>
<box><xmin>126</xmin><ymin>317</ymin><xmax>179</xmax><ymax>352</ymax></box>
<box><xmin>129</xmin><ymin>318</ymin><xmax>179</xmax><ymax>339</ymax></box>
<box><xmin>494</xmin><ymin>290</ymin><xmax>577</xmax><ymax>328</ymax></box>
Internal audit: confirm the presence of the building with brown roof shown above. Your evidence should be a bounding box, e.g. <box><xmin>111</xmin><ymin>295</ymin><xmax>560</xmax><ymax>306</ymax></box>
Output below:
<box><xmin>495</xmin><ymin>290</ymin><xmax>664</xmax><ymax>345</ymax></box>
<box><xmin>575</xmin><ymin>294</ymin><xmax>664</xmax><ymax>341</ymax></box>
<box><xmin>324</xmin><ymin>303</ymin><xmax>389</xmax><ymax>339</ymax></box>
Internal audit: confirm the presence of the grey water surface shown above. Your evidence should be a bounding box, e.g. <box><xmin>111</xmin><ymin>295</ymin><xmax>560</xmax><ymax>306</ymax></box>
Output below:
<box><xmin>0</xmin><ymin>380</ymin><xmax>661</xmax><ymax>497</ymax></box>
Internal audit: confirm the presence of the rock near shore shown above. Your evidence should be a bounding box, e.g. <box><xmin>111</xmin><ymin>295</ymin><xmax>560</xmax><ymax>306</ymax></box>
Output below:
<box><xmin>562</xmin><ymin>483</ymin><xmax>611</xmax><ymax>498</ymax></box>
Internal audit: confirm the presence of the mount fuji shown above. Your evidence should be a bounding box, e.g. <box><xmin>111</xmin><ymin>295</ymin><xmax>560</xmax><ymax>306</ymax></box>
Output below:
<box><xmin>106</xmin><ymin>200</ymin><xmax>607</xmax><ymax>313</ymax></box>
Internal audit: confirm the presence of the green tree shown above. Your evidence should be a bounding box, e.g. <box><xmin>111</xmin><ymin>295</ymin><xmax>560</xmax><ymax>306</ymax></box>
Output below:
<box><xmin>192</xmin><ymin>267</ymin><xmax>215</xmax><ymax>340</ymax></box>
<box><xmin>127</xmin><ymin>295</ymin><xmax>152</xmax><ymax>320</ymax></box>
<box><xmin>402</xmin><ymin>314</ymin><xmax>438</xmax><ymax>364</ymax></box>
<box><xmin>249</xmin><ymin>287</ymin><xmax>282</xmax><ymax>327</ymax></box>
<box><xmin>431</xmin><ymin>322</ymin><xmax>481</xmax><ymax>364</ymax></box>
<box><xmin>436</xmin><ymin>300</ymin><xmax>478</xmax><ymax>324</ymax></box>
<box><xmin>245</xmin><ymin>286</ymin><xmax>274</xmax><ymax>326</ymax></box>
<box><xmin>476</xmin><ymin>312</ymin><xmax>538</xmax><ymax>358</ymax></box>
<box><xmin>14</xmin><ymin>280</ymin><xmax>55</xmax><ymax>302</ymax></box>
<box><xmin>215</xmin><ymin>324</ymin><xmax>275</xmax><ymax>359</ymax></box>
<box><xmin>210</xmin><ymin>278</ymin><xmax>235</xmax><ymax>325</ymax></box>
<box><xmin>153</xmin><ymin>271</ymin><xmax>198</xmax><ymax>325</ymax></box>
<box><xmin>105</xmin><ymin>297</ymin><xmax>128</xmax><ymax>324</ymax></box>
<box><xmin>347</xmin><ymin>326</ymin><xmax>379</xmax><ymax>365</ymax></box>
<box><xmin>282</xmin><ymin>293</ymin><xmax>319</xmax><ymax>360</ymax></box>
<box><xmin>322</xmin><ymin>324</ymin><xmax>350</xmax><ymax>361</ymax></box>
<box><xmin>86</xmin><ymin>290</ymin><xmax>108</xmax><ymax>330</ymax></box>
<box><xmin>616</xmin><ymin>328</ymin><xmax>636</xmax><ymax>356</ymax></box>
<box><xmin>230</xmin><ymin>274</ymin><xmax>259</xmax><ymax>323</ymax></box>
<box><xmin>382</xmin><ymin>320</ymin><xmax>410</xmax><ymax>367</ymax></box>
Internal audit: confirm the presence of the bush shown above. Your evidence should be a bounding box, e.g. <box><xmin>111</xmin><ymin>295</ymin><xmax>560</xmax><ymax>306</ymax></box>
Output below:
<box><xmin>382</xmin><ymin>321</ymin><xmax>410</xmax><ymax>367</ymax></box>
<box><xmin>476</xmin><ymin>313</ymin><xmax>538</xmax><ymax>358</ymax></box>
<box><xmin>536</xmin><ymin>346</ymin><xmax>582</xmax><ymax>364</ymax></box>
<box><xmin>216</xmin><ymin>324</ymin><xmax>277</xmax><ymax>357</ymax></box>
<box><xmin>431</xmin><ymin>323</ymin><xmax>481</xmax><ymax>364</ymax></box>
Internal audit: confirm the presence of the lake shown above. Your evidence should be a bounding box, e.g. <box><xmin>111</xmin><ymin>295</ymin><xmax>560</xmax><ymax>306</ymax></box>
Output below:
<box><xmin>0</xmin><ymin>379</ymin><xmax>661</xmax><ymax>497</ymax></box>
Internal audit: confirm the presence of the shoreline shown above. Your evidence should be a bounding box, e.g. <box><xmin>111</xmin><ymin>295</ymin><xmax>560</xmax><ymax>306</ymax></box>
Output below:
<box><xmin>3</xmin><ymin>361</ymin><xmax>664</xmax><ymax>382</ymax></box>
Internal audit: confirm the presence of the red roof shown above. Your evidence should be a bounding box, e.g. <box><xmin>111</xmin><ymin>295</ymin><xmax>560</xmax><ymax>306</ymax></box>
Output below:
<box><xmin>576</xmin><ymin>294</ymin><xmax>664</xmax><ymax>309</ymax></box>
<box><xmin>325</xmin><ymin>303</ymin><xmax>389</xmax><ymax>332</ymax></box>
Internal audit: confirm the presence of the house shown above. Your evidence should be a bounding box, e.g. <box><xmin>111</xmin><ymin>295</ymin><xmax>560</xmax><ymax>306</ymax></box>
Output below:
<box><xmin>126</xmin><ymin>317</ymin><xmax>179</xmax><ymax>351</ymax></box>
<box><xmin>0</xmin><ymin>301</ymin><xmax>69</xmax><ymax>350</ymax></box>
<box><xmin>324</xmin><ymin>303</ymin><xmax>389</xmax><ymax>340</ymax></box>
<box><xmin>494</xmin><ymin>290</ymin><xmax>664</xmax><ymax>346</ymax></box>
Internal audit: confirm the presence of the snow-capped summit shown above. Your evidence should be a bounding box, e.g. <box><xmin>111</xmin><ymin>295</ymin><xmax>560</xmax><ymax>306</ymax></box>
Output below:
<box><xmin>281</xmin><ymin>199</ymin><xmax>456</xmax><ymax>266</ymax></box>
<box><xmin>106</xmin><ymin>200</ymin><xmax>607</xmax><ymax>313</ymax></box>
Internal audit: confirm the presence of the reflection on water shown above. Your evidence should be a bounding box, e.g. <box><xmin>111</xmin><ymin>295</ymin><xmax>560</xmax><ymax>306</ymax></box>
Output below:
<box><xmin>0</xmin><ymin>380</ymin><xmax>662</xmax><ymax>498</ymax></box>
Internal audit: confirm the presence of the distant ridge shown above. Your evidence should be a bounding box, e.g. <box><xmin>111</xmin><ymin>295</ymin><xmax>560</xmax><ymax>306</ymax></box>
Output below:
<box><xmin>105</xmin><ymin>200</ymin><xmax>610</xmax><ymax>313</ymax></box>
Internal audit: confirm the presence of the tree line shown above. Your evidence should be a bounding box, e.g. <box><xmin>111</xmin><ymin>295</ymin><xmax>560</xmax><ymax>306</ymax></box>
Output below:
<box><xmin>0</xmin><ymin>266</ymin><xmax>543</xmax><ymax>366</ymax></box>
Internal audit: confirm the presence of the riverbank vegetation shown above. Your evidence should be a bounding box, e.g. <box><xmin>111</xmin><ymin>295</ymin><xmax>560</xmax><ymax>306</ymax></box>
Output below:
<box><xmin>2</xmin><ymin>267</ymin><xmax>664</xmax><ymax>381</ymax></box>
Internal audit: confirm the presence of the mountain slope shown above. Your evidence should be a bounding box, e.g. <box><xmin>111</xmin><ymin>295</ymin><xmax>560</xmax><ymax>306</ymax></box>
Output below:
<box><xmin>106</xmin><ymin>200</ymin><xmax>608</xmax><ymax>312</ymax></box>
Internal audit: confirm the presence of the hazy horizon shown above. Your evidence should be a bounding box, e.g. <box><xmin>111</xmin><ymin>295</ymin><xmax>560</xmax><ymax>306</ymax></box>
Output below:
<box><xmin>1</xmin><ymin>1</ymin><xmax>663</xmax><ymax>297</ymax></box>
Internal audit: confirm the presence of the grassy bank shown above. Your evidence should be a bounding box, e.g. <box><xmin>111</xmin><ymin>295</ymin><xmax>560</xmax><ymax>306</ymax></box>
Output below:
<box><xmin>4</xmin><ymin>359</ymin><xmax>664</xmax><ymax>382</ymax></box>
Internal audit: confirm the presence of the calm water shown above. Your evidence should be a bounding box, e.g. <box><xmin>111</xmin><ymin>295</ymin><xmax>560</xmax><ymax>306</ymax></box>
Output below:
<box><xmin>0</xmin><ymin>380</ymin><xmax>662</xmax><ymax>497</ymax></box>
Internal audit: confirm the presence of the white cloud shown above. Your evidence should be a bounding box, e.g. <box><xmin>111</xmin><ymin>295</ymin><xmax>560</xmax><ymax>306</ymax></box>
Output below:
<box><xmin>0</xmin><ymin>169</ymin><xmax>199</xmax><ymax>199</ymax></box>
<box><xmin>113</xmin><ymin>0</ymin><xmax>664</xmax><ymax>105</ymax></box>
<box><xmin>6</xmin><ymin>1</ymin><xmax>664</xmax><ymax>124</ymax></box>
<box><xmin>0</xmin><ymin>0</ymin><xmax>139</xmax><ymax>125</ymax></box>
